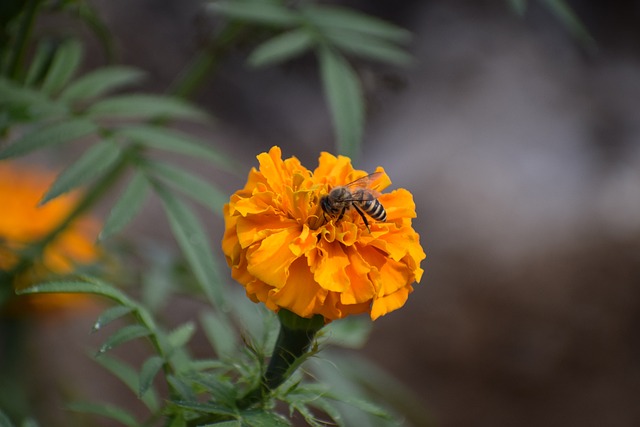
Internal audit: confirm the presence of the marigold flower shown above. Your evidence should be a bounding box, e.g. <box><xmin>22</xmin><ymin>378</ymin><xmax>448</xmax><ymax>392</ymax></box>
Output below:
<box><xmin>0</xmin><ymin>162</ymin><xmax>101</xmax><ymax>314</ymax></box>
<box><xmin>222</xmin><ymin>146</ymin><xmax>425</xmax><ymax>321</ymax></box>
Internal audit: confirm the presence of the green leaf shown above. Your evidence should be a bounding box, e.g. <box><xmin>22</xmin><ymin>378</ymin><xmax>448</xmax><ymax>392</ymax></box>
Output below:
<box><xmin>153</xmin><ymin>183</ymin><xmax>225</xmax><ymax>309</ymax></box>
<box><xmin>542</xmin><ymin>0</ymin><xmax>596</xmax><ymax>50</ymax></box>
<box><xmin>189</xmin><ymin>372</ymin><xmax>237</xmax><ymax>406</ymax></box>
<box><xmin>99</xmin><ymin>171</ymin><xmax>150</xmax><ymax>240</ymax></box>
<box><xmin>240</xmin><ymin>410</ymin><xmax>290</xmax><ymax>427</ymax></box>
<box><xmin>87</xmin><ymin>94</ymin><xmax>208</xmax><ymax>121</ymax></box>
<box><xmin>171</xmin><ymin>401</ymin><xmax>236</xmax><ymax>417</ymax></box>
<box><xmin>248</xmin><ymin>29</ymin><xmax>314</xmax><ymax>68</ymax></box>
<box><xmin>60</xmin><ymin>67</ymin><xmax>146</xmax><ymax>102</ymax></box>
<box><xmin>25</xmin><ymin>41</ymin><xmax>56</xmax><ymax>86</ymax></box>
<box><xmin>167</xmin><ymin>375</ymin><xmax>197</xmax><ymax>401</ymax></box>
<box><xmin>20</xmin><ymin>419</ymin><xmax>39</xmax><ymax>427</ymax></box>
<box><xmin>304</xmin><ymin>5</ymin><xmax>411</xmax><ymax>43</ymax></box>
<box><xmin>117</xmin><ymin>125</ymin><xmax>239</xmax><ymax>174</ymax></box>
<box><xmin>318</xmin><ymin>47</ymin><xmax>364</xmax><ymax>160</ymax></box>
<box><xmin>92</xmin><ymin>305</ymin><xmax>134</xmax><ymax>332</ymax></box>
<box><xmin>40</xmin><ymin>139</ymin><xmax>122</xmax><ymax>205</ymax></box>
<box><xmin>199</xmin><ymin>422</ymin><xmax>240</xmax><ymax>427</ymax></box>
<box><xmin>67</xmin><ymin>402</ymin><xmax>138</xmax><ymax>427</ymax></box>
<box><xmin>143</xmin><ymin>161</ymin><xmax>228</xmax><ymax>213</ymax></box>
<box><xmin>167</xmin><ymin>321</ymin><xmax>197</xmax><ymax>348</ymax></box>
<box><xmin>41</xmin><ymin>39</ymin><xmax>83</xmax><ymax>95</ymax></box>
<box><xmin>319</xmin><ymin>316</ymin><xmax>372</xmax><ymax>349</ymax></box>
<box><xmin>139</xmin><ymin>355</ymin><xmax>165</xmax><ymax>397</ymax></box>
<box><xmin>289</xmin><ymin>404</ymin><xmax>326</xmax><ymax>427</ymax></box>
<box><xmin>0</xmin><ymin>119</ymin><xmax>97</xmax><ymax>160</ymax></box>
<box><xmin>208</xmin><ymin>1</ymin><xmax>298</xmax><ymax>26</ymax></box>
<box><xmin>308</xmin><ymin>399</ymin><xmax>344</xmax><ymax>427</ymax></box>
<box><xmin>93</xmin><ymin>354</ymin><xmax>160</xmax><ymax>412</ymax></box>
<box><xmin>324</xmin><ymin>29</ymin><xmax>412</xmax><ymax>66</ymax></box>
<box><xmin>16</xmin><ymin>279</ymin><xmax>130</xmax><ymax>303</ymax></box>
<box><xmin>98</xmin><ymin>324</ymin><xmax>151</xmax><ymax>355</ymax></box>
<box><xmin>200</xmin><ymin>311</ymin><xmax>237</xmax><ymax>358</ymax></box>
<box><xmin>0</xmin><ymin>410</ymin><xmax>15</xmax><ymax>427</ymax></box>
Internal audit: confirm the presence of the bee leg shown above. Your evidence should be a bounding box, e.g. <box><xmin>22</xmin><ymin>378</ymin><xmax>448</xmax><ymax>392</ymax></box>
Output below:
<box><xmin>353</xmin><ymin>205</ymin><xmax>371</xmax><ymax>232</ymax></box>
<box><xmin>337</xmin><ymin>207</ymin><xmax>346</xmax><ymax>223</ymax></box>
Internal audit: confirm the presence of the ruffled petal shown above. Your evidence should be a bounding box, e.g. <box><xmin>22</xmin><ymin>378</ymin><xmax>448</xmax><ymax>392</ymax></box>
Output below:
<box><xmin>370</xmin><ymin>286</ymin><xmax>412</xmax><ymax>320</ymax></box>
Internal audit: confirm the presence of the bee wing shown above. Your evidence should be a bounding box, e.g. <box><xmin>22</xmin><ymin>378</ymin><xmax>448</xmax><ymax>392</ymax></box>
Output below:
<box><xmin>344</xmin><ymin>172</ymin><xmax>383</xmax><ymax>200</ymax></box>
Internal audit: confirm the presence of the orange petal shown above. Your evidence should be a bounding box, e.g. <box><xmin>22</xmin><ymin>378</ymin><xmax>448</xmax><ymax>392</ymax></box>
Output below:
<box><xmin>370</xmin><ymin>286</ymin><xmax>412</xmax><ymax>320</ymax></box>
<box><xmin>313</xmin><ymin>240</ymin><xmax>351</xmax><ymax>292</ymax></box>
<box><xmin>245</xmin><ymin>227</ymin><xmax>300</xmax><ymax>288</ymax></box>
<box><xmin>269</xmin><ymin>257</ymin><xmax>327</xmax><ymax>318</ymax></box>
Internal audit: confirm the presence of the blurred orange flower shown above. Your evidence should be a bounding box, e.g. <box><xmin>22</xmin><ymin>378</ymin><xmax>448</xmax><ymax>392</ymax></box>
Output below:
<box><xmin>222</xmin><ymin>146</ymin><xmax>425</xmax><ymax>321</ymax></box>
<box><xmin>0</xmin><ymin>162</ymin><xmax>101</xmax><ymax>314</ymax></box>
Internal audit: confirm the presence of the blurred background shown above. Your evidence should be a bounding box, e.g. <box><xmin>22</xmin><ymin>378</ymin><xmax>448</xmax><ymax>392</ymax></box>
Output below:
<box><xmin>25</xmin><ymin>0</ymin><xmax>640</xmax><ymax>426</ymax></box>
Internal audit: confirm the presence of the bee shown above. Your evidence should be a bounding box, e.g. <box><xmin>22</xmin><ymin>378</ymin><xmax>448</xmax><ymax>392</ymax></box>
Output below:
<box><xmin>320</xmin><ymin>172</ymin><xmax>387</xmax><ymax>231</ymax></box>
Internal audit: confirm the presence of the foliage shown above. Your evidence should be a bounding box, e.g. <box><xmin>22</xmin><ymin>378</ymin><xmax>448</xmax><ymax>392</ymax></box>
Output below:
<box><xmin>0</xmin><ymin>0</ymin><xmax>592</xmax><ymax>425</ymax></box>
<box><xmin>0</xmin><ymin>1</ymin><xmax>425</xmax><ymax>426</ymax></box>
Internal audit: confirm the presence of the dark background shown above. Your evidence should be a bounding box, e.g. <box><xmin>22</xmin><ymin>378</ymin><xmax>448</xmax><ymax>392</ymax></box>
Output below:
<box><xmin>28</xmin><ymin>1</ymin><xmax>640</xmax><ymax>426</ymax></box>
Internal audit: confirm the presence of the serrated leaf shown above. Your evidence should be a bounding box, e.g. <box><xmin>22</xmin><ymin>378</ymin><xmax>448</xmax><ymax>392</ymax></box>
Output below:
<box><xmin>208</xmin><ymin>1</ymin><xmax>298</xmax><ymax>26</ymax></box>
<box><xmin>60</xmin><ymin>67</ymin><xmax>145</xmax><ymax>102</ymax></box>
<box><xmin>139</xmin><ymin>355</ymin><xmax>164</xmax><ymax>397</ymax></box>
<box><xmin>0</xmin><ymin>119</ymin><xmax>97</xmax><ymax>160</ymax></box>
<box><xmin>87</xmin><ymin>94</ymin><xmax>208</xmax><ymax>121</ymax></box>
<box><xmin>67</xmin><ymin>402</ymin><xmax>138</xmax><ymax>427</ymax></box>
<box><xmin>41</xmin><ymin>39</ymin><xmax>83</xmax><ymax>95</ymax></box>
<box><xmin>40</xmin><ymin>139</ymin><xmax>122</xmax><ymax>205</ymax></box>
<box><xmin>200</xmin><ymin>311</ymin><xmax>237</xmax><ymax>358</ymax></box>
<box><xmin>117</xmin><ymin>125</ymin><xmax>239</xmax><ymax>174</ymax></box>
<box><xmin>93</xmin><ymin>305</ymin><xmax>134</xmax><ymax>332</ymax></box>
<box><xmin>318</xmin><ymin>47</ymin><xmax>364</xmax><ymax>160</ymax></box>
<box><xmin>98</xmin><ymin>324</ymin><xmax>151</xmax><ymax>354</ymax></box>
<box><xmin>320</xmin><ymin>316</ymin><xmax>372</xmax><ymax>349</ymax></box>
<box><xmin>304</xmin><ymin>5</ymin><xmax>411</xmax><ymax>43</ymax></box>
<box><xmin>143</xmin><ymin>161</ymin><xmax>227</xmax><ymax>213</ymax></box>
<box><xmin>168</xmin><ymin>322</ymin><xmax>196</xmax><ymax>348</ymax></box>
<box><xmin>248</xmin><ymin>29</ymin><xmax>314</xmax><ymax>68</ymax></box>
<box><xmin>153</xmin><ymin>183</ymin><xmax>225</xmax><ymax>309</ymax></box>
<box><xmin>94</xmin><ymin>353</ymin><xmax>160</xmax><ymax>412</ymax></box>
<box><xmin>324</xmin><ymin>29</ymin><xmax>412</xmax><ymax>66</ymax></box>
<box><xmin>99</xmin><ymin>171</ymin><xmax>150</xmax><ymax>240</ymax></box>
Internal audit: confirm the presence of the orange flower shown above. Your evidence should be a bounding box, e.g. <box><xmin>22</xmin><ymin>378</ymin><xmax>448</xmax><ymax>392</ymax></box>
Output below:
<box><xmin>0</xmin><ymin>162</ymin><xmax>101</xmax><ymax>314</ymax></box>
<box><xmin>222</xmin><ymin>146</ymin><xmax>425</xmax><ymax>321</ymax></box>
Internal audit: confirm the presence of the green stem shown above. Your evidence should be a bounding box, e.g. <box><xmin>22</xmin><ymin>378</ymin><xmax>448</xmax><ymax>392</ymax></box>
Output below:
<box><xmin>6</xmin><ymin>0</ymin><xmax>42</xmax><ymax>79</ymax></box>
<box><xmin>167</xmin><ymin>22</ymin><xmax>247</xmax><ymax>99</ymax></box>
<box><xmin>237</xmin><ymin>310</ymin><xmax>325</xmax><ymax>409</ymax></box>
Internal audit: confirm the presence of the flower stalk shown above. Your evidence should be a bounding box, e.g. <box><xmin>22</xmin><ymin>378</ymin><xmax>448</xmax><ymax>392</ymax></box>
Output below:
<box><xmin>238</xmin><ymin>309</ymin><xmax>325</xmax><ymax>409</ymax></box>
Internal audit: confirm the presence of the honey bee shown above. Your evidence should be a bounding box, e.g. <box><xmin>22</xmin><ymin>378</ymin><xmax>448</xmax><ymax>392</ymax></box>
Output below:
<box><xmin>320</xmin><ymin>172</ymin><xmax>387</xmax><ymax>231</ymax></box>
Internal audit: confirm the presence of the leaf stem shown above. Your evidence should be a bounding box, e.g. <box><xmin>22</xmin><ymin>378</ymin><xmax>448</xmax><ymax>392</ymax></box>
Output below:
<box><xmin>167</xmin><ymin>22</ymin><xmax>247</xmax><ymax>99</ymax></box>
